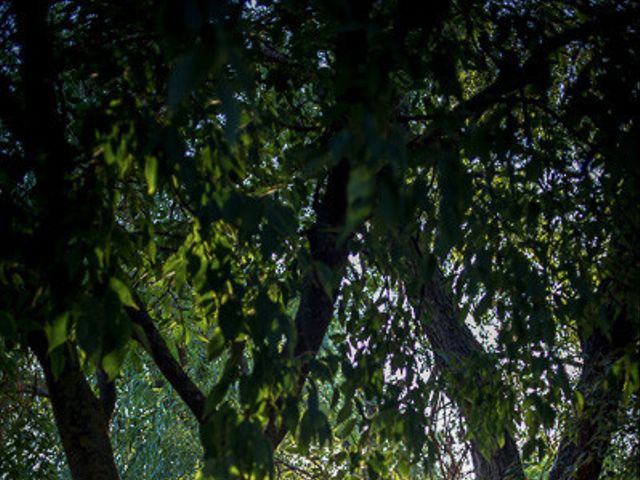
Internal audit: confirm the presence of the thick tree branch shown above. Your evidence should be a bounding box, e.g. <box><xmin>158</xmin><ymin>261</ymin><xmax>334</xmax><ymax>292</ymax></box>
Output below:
<box><xmin>549</xmin><ymin>296</ymin><xmax>633</xmax><ymax>480</ymax></box>
<box><xmin>267</xmin><ymin>158</ymin><xmax>351</xmax><ymax>447</ymax></box>
<box><xmin>29</xmin><ymin>333</ymin><xmax>120</xmax><ymax>480</ymax></box>
<box><xmin>126</xmin><ymin>300</ymin><xmax>206</xmax><ymax>423</ymax></box>
<box><xmin>409</xmin><ymin>10</ymin><xmax>632</xmax><ymax>149</ymax></box>
<box><xmin>266</xmin><ymin>1</ymin><xmax>374</xmax><ymax>447</ymax></box>
<box><xmin>413</xmin><ymin>264</ymin><xmax>525</xmax><ymax>480</ymax></box>
<box><xmin>97</xmin><ymin>368</ymin><xmax>117</xmax><ymax>424</ymax></box>
<box><xmin>293</xmin><ymin>159</ymin><xmax>350</xmax><ymax>360</ymax></box>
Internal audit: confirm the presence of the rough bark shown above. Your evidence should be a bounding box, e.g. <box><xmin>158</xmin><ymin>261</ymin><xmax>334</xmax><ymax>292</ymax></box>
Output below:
<box><xmin>293</xmin><ymin>159</ymin><xmax>350</xmax><ymax>360</ymax></box>
<box><xmin>267</xmin><ymin>159</ymin><xmax>351</xmax><ymax>447</ymax></box>
<box><xmin>29</xmin><ymin>334</ymin><xmax>120</xmax><ymax>480</ymax></box>
<box><xmin>97</xmin><ymin>368</ymin><xmax>117</xmax><ymax>423</ymax></box>
<box><xmin>414</xmin><ymin>258</ymin><xmax>635</xmax><ymax>480</ymax></box>
<box><xmin>126</xmin><ymin>302</ymin><xmax>206</xmax><ymax>422</ymax></box>
<box><xmin>12</xmin><ymin>0</ymin><xmax>71</xmax><ymax>196</ymax></box>
<box><xmin>14</xmin><ymin>3</ymin><xmax>120</xmax><ymax>478</ymax></box>
<box><xmin>415</xmin><ymin>266</ymin><xmax>525</xmax><ymax>480</ymax></box>
<box><xmin>549</xmin><ymin>317</ymin><xmax>631</xmax><ymax>480</ymax></box>
<box><xmin>267</xmin><ymin>2</ymin><xmax>374</xmax><ymax>447</ymax></box>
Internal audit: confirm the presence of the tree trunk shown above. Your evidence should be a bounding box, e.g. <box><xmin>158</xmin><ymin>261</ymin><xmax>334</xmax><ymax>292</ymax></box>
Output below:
<box><xmin>267</xmin><ymin>0</ymin><xmax>375</xmax><ymax>447</ymax></box>
<box><xmin>97</xmin><ymin>368</ymin><xmax>117</xmax><ymax>424</ymax></box>
<box><xmin>267</xmin><ymin>159</ymin><xmax>351</xmax><ymax>447</ymax></box>
<box><xmin>30</xmin><ymin>334</ymin><xmax>121</xmax><ymax>480</ymax></box>
<box><xmin>549</xmin><ymin>327</ymin><xmax>626</xmax><ymax>480</ymax></box>
<box><xmin>417</xmin><ymin>266</ymin><xmax>633</xmax><ymax>480</ymax></box>
<box><xmin>415</xmin><ymin>267</ymin><xmax>525</xmax><ymax>480</ymax></box>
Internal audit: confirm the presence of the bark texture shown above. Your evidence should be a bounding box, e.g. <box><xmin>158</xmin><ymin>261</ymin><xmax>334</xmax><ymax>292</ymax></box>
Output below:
<box><xmin>30</xmin><ymin>334</ymin><xmax>120</xmax><ymax>480</ymax></box>
<box><xmin>127</xmin><ymin>303</ymin><xmax>206</xmax><ymax>422</ymax></box>
<box><xmin>16</xmin><ymin>3</ymin><xmax>120</xmax><ymax>478</ymax></box>
<box><xmin>549</xmin><ymin>318</ymin><xmax>630</xmax><ymax>480</ymax></box>
<box><xmin>415</xmin><ymin>265</ymin><xmax>525</xmax><ymax>480</ymax></box>
<box><xmin>267</xmin><ymin>159</ymin><xmax>351</xmax><ymax>447</ymax></box>
<box><xmin>293</xmin><ymin>159</ymin><xmax>350</xmax><ymax>360</ymax></box>
<box><xmin>97</xmin><ymin>368</ymin><xmax>117</xmax><ymax>423</ymax></box>
<box><xmin>267</xmin><ymin>1</ymin><xmax>373</xmax><ymax>447</ymax></box>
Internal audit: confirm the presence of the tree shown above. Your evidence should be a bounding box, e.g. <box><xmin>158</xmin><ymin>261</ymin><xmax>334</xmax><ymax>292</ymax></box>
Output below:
<box><xmin>1</xmin><ymin>1</ymin><xmax>638</xmax><ymax>479</ymax></box>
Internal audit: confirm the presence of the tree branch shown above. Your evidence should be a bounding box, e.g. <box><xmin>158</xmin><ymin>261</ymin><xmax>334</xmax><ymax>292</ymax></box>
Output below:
<box><xmin>29</xmin><ymin>333</ymin><xmax>120</xmax><ymax>480</ymax></box>
<box><xmin>267</xmin><ymin>158</ymin><xmax>351</xmax><ymax>447</ymax></box>
<box><xmin>126</xmin><ymin>299</ymin><xmax>206</xmax><ymax>423</ymax></box>
<box><xmin>414</xmin><ymin>266</ymin><xmax>525</xmax><ymax>480</ymax></box>
<box><xmin>409</xmin><ymin>11</ymin><xmax>632</xmax><ymax>149</ymax></box>
<box><xmin>97</xmin><ymin>368</ymin><xmax>117</xmax><ymax>424</ymax></box>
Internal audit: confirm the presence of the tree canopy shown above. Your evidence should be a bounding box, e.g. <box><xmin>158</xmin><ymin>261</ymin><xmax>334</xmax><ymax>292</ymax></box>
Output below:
<box><xmin>0</xmin><ymin>1</ymin><xmax>638</xmax><ymax>479</ymax></box>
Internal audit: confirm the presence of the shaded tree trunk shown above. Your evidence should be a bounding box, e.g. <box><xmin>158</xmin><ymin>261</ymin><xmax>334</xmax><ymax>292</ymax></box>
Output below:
<box><xmin>267</xmin><ymin>159</ymin><xmax>351</xmax><ymax>447</ymax></box>
<box><xmin>550</xmin><ymin>228</ymin><xmax>638</xmax><ymax>480</ymax></box>
<box><xmin>549</xmin><ymin>322</ymin><xmax>628</xmax><ymax>480</ymax></box>
<box><xmin>96</xmin><ymin>368</ymin><xmax>117</xmax><ymax>424</ymax></box>
<box><xmin>14</xmin><ymin>2</ymin><xmax>120</xmax><ymax>478</ymax></box>
<box><xmin>29</xmin><ymin>334</ymin><xmax>120</xmax><ymax>480</ymax></box>
<box><xmin>415</xmin><ymin>267</ymin><xmax>525</xmax><ymax>480</ymax></box>
<box><xmin>267</xmin><ymin>0</ymin><xmax>375</xmax><ymax>447</ymax></box>
<box><xmin>413</xmin><ymin>255</ymin><xmax>635</xmax><ymax>480</ymax></box>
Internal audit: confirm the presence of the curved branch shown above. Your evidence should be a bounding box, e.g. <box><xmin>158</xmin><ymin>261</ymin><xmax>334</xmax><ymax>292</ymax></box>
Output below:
<box><xmin>409</xmin><ymin>10</ymin><xmax>633</xmax><ymax>149</ymax></box>
<box><xmin>29</xmin><ymin>333</ymin><xmax>121</xmax><ymax>480</ymax></box>
<box><xmin>126</xmin><ymin>300</ymin><xmax>206</xmax><ymax>423</ymax></box>
<box><xmin>413</xmin><ymin>264</ymin><xmax>525</xmax><ymax>480</ymax></box>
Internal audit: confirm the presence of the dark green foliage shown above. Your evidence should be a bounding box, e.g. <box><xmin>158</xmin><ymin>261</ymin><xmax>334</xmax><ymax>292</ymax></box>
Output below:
<box><xmin>1</xmin><ymin>0</ymin><xmax>638</xmax><ymax>479</ymax></box>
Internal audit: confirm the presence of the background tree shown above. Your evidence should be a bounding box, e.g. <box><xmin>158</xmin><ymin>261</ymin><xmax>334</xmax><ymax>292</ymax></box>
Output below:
<box><xmin>0</xmin><ymin>1</ymin><xmax>638</xmax><ymax>479</ymax></box>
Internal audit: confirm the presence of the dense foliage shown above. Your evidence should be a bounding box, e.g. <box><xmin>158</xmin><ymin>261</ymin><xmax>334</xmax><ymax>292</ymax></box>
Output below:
<box><xmin>1</xmin><ymin>1</ymin><xmax>638</xmax><ymax>479</ymax></box>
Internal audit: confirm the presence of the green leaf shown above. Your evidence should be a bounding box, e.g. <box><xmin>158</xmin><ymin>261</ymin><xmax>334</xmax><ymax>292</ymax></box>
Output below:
<box><xmin>337</xmin><ymin>400</ymin><xmax>353</xmax><ymax>424</ymax></box>
<box><xmin>336</xmin><ymin>418</ymin><xmax>356</xmax><ymax>438</ymax></box>
<box><xmin>168</xmin><ymin>47</ymin><xmax>221</xmax><ymax>107</ymax></box>
<box><xmin>102</xmin><ymin>347</ymin><xmax>127</xmax><ymax>381</ymax></box>
<box><xmin>49</xmin><ymin>348</ymin><xmax>66</xmax><ymax>379</ymax></box>
<box><xmin>207</xmin><ymin>328</ymin><xmax>226</xmax><ymax>360</ymax></box>
<box><xmin>218</xmin><ymin>299</ymin><xmax>243</xmax><ymax>341</ymax></box>
<box><xmin>575</xmin><ymin>391</ymin><xmax>585</xmax><ymax>412</ymax></box>
<box><xmin>314</xmin><ymin>261</ymin><xmax>334</xmax><ymax>299</ymax></box>
<box><xmin>298</xmin><ymin>409</ymin><xmax>314</xmax><ymax>454</ymax></box>
<box><xmin>44</xmin><ymin>312</ymin><xmax>70</xmax><ymax>352</ymax></box>
<box><xmin>0</xmin><ymin>311</ymin><xmax>17</xmax><ymax>338</ymax></box>
<box><xmin>344</xmin><ymin>166</ymin><xmax>376</xmax><ymax>237</ymax></box>
<box><xmin>266</xmin><ymin>203</ymin><xmax>297</xmax><ymax>238</ymax></box>
<box><xmin>298</xmin><ymin>385</ymin><xmax>332</xmax><ymax>453</ymax></box>
<box><xmin>205</xmin><ymin>369</ymin><xmax>234</xmax><ymax>414</ymax></box>
<box><xmin>250</xmin><ymin>291</ymin><xmax>279</xmax><ymax>343</ymax></box>
<box><xmin>109</xmin><ymin>277</ymin><xmax>137</xmax><ymax>309</ymax></box>
<box><xmin>145</xmin><ymin>156</ymin><xmax>158</xmax><ymax>195</ymax></box>
<box><xmin>378</xmin><ymin>175</ymin><xmax>404</xmax><ymax>229</ymax></box>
